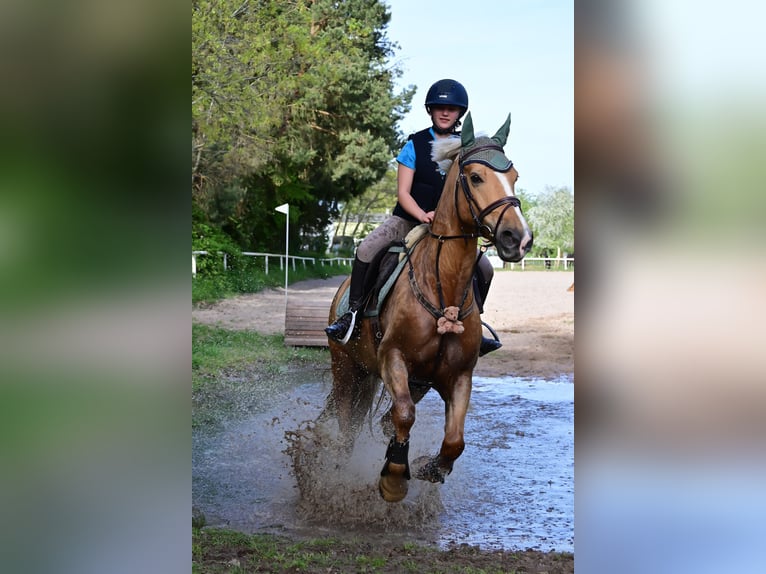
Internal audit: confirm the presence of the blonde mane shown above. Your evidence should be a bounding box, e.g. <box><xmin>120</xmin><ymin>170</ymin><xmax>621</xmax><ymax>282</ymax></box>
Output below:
<box><xmin>430</xmin><ymin>137</ymin><xmax>461</xmax><ymax>173</ymax></box>
<box><xmin>430</xmin><ymin>132</ymin><xmax>488</xmax><ymax>172</ymax></box>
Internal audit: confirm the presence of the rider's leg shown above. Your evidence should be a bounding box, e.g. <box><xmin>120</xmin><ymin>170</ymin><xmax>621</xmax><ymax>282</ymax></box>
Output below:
<box><xmin>326</xmin><ymin>216</ymin><xmax>416</xmax><ymax>344</ymax></box>
<box><xmin>474</xmin><ymin>254</ymin><xmax>503</xmax><ymax>356</ymax></box>
<box><xmin>325</xmin><ymin>255</ymin><xmax>370</xmax><ymax>343</ymax></box>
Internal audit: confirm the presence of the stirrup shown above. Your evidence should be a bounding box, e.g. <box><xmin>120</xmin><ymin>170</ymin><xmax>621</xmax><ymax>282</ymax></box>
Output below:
<box><xmin>479</xmin><ymin>321</ymin><xmax>502</xmax><ymax>357</ymax></box>
<box><xmin>325</xmin><ymin>310</ymin><xmax>358</xmax><ymax>344</ymax></box>
<box><xmin>481</xmin><ymin>320</ymin><xmax>500</xmax><ymax>342</ymax></box>
<box><xmin>339</xmin><ymin>309</ymin><xmax>358</xmax><ymax>344</ymax></box>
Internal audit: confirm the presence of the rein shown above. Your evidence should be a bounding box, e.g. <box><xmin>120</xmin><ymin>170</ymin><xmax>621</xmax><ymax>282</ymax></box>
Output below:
<box><xmin>412</xmin><ymin>143</ymin><xmax>519</xmax><ymax>325</ymax></box>
<box><xmin>406</xmin><ymin>251</ymin><xmax>476</xmax><ymax>321</ymax></box>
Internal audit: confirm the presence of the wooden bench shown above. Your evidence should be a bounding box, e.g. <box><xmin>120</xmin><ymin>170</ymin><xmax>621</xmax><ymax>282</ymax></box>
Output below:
<box><xmin>284</xmin><ymin>296</ymin><xmax>332</xmax><ymax>347</ymax></box>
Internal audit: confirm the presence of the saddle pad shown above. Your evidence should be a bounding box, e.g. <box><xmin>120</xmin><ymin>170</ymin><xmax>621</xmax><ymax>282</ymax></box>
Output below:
<box><xmin>403</xmin><ymin>224</ymin><xmax>429</xmax><ymax>255</ymax></box>
<box><xmin>337</xmin><ymin>245</ymin><xmax>409</xmax><ymax>318</ymax></box>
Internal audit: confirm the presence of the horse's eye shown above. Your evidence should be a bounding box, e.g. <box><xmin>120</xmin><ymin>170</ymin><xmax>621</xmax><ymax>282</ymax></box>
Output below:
<box><xmin>470</xmin><ymin>173</ymin><xmax>483</xmax><ymax>184</ymax></box>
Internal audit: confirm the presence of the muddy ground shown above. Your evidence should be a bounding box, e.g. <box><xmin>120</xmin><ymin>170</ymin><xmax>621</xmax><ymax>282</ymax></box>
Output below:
<box><xmin>193</xmin><ymin>271</ymin><xmax>574</xmax><ymax>573</ymax></box>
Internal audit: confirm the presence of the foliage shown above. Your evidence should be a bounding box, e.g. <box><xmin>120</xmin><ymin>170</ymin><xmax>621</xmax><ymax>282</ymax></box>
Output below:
<box><xmin>192</xmin><ymin>0</ymin><xmax>415</xmax><ymax>255</ymax></box>
<box><xmin>515</xmin><ymin>187</ymin><xmax>538</xmax><ymax>214</ymax></box>
<box><xmin>524</xmin><ymin>185</ymin><xmax>574</xmax><ymax>257</ymax></box>
<box><xmin>334</xmin><ymin>167</ymin><xmax>397</xmax><ymax>239</ymax></box>
<box><xmin>192</xmin><ymin>203</ymin><xmax>241</xmax><ymax>276</ymax></box>
<box><xmin>192</xmin><ymin>254</ymin><xmax>351</xmax><ymax>303</ymax></box>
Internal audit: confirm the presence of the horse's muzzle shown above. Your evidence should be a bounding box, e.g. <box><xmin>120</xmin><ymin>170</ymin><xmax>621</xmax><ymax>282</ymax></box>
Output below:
<box><xmin>495</xmin><ymin>226</ymin><xmax>534</xmax><ymax>262</ymax></box>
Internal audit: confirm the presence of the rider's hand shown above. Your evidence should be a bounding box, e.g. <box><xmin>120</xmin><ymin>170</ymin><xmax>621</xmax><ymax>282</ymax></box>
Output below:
<box><xmin>421</xmin><ymin>211</ymin><xmax>435</xmax><ymax>224</ymax></box>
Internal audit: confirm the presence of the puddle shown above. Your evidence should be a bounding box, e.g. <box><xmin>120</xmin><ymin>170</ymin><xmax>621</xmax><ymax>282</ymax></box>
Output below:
<box><xmin>192</xmin><ymin>372</ymin><xmax>573</xmax><ymax>552</ymax></box>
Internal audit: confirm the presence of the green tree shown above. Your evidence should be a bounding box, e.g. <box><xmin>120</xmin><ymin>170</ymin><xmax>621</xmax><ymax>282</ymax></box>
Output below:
<box><xmin>334</xmin><ymin>167</ymin><xmax>397</xmax><ymax>239</ymax></box>
<box><xmin>192</xmin><ymin>0</ymin><xmax>414</xmax><ymax>255</ymax></box>
<box><xmin>515</xmin><ymin>187</ymin><xmax>538</xmax><ymax>216</ymax></box>
<box><xmin>526</xmin><ymin>185</ymin><xmax>574</xmax><ymax>258</ymax></box>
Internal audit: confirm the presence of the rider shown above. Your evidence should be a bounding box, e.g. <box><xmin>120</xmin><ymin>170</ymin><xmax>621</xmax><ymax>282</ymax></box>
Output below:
<box><xmin>325</xmin><ymin>78</ymin><xmax>503</xmax><ymax>356</ymax></box>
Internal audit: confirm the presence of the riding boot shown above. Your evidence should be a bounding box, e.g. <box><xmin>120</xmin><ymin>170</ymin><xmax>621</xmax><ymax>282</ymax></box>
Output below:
<box><xmin>473</xmin><ymin>261</ymin><xmax>503</xmax><ymax>356</ymax></box>
<box><xmin>325</xmin><ymin>256</ymin><xmax>370</xmax><ymax>344</ymax></box>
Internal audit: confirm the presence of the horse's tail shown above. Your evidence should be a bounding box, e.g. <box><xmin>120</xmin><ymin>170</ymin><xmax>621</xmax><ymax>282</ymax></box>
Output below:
<box><xmin>368</xmin><ymin>375</ymin><xmax>391</xmax><ymax>435</ymax></box>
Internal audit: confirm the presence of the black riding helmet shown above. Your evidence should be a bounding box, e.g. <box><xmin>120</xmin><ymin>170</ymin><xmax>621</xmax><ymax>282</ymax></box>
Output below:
<box><xmin>424</xmin><ymin>79</ymin><xmax>469</xmax><ymax>117</ymax></box>
<box><xmin>425</xmin><ymin>79</ymin><xmax>468</xmax><ymax>134</ymax></box>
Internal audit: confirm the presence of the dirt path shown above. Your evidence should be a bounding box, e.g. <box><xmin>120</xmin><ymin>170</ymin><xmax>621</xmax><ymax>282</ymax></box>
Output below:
<box><xmin>192</xmin><ymin>271</ymin><xmax>574</xmax><ymax>379</ymax></box>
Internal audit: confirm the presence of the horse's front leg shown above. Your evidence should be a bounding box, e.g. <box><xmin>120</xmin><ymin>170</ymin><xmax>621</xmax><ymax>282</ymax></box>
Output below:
<box><xmin>378</xmin><ymin>349</ymin><xmax>415</xmax><ymax>502</ymax></box>
<box><xmin>416</xmin><ymin>372</ymin><xmax>472</xmax><ymax>483</ymax></box>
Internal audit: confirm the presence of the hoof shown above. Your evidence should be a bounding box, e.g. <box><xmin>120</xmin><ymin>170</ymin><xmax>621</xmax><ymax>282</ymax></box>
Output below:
<box><xmin>413</xmin><ymin>455</ymin><xmax>449</xmax><ymax>484</ymax></box>
<box><xmin>379</xmin><ymin>463</ymin><xmax>409</xmax><ymax>502</ymax></box>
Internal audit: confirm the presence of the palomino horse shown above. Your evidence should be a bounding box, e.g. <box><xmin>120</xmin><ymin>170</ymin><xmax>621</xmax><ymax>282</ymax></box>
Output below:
<box><xmin>326</xmin><ymin>113</ymin><xmax>532</xmax><ymax>502</ymax></box>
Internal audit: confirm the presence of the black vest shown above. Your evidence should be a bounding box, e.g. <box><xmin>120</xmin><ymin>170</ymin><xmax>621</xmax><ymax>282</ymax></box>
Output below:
<box><xmin>392</xmin><ymin>128</ymin><xmax>447</xmax><ymax>222</ymax></box>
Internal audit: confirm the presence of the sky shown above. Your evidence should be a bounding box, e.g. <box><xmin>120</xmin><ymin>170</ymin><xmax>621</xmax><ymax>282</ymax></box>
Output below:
<box><xmin>384</xmin><ymin>0</ymin><xmax>573</xmax><ymax>197</ymax></box>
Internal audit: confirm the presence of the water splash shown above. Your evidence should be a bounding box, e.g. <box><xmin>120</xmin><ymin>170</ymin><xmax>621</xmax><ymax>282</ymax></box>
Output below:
<box><xmin>283</xmin><ymin>410</ymin><xmax>445</xmax><ymax>533</ymax></box>
<box><xmin>192</xmin><ymin>371</ymin><xmax>573</xmax><ymax>551</ymax></box>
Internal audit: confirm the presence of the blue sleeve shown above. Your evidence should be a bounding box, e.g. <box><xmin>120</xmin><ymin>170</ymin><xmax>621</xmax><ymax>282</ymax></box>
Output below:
<box><xmin>396</xmin><ymin>140</ymin><xmax>416</xmax><ymax>169</ymax></box>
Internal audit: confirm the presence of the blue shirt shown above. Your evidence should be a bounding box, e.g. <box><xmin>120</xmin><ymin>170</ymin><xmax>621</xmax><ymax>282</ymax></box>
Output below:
<box><xmin>395</xmin><ymin>132</ymin><xmax>424</xmax><ymax>170</ymax></box>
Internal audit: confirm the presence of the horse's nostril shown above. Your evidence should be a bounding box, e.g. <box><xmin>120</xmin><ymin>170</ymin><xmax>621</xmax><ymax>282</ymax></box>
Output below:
<box><xmin>500</xmin><ymin>229</ymin><xmax>516</xmax><ymax>243</ymax></box>
<box><xmin>518</xmin><ymin>233</ymin><xmax>532</xmax><ymax>254</ymax></box>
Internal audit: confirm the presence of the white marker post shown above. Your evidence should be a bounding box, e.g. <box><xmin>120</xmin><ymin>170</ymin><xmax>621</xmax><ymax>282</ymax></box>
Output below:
<box><xmin>275</xmin><ymin>203</ymin><xmax>289</xmax><ymax>319</ymax></box>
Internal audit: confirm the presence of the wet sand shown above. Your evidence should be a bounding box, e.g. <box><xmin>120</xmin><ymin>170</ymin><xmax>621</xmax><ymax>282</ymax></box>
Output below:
<box><xmin>192</xmin><ymin>271</ymin><xmax>574</xmax><ymax>379</ymax></box>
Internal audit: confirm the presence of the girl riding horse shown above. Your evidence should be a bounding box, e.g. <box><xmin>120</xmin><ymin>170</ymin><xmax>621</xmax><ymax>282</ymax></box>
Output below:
<box><xmin>325</xmin><ymin>79</ymin><xmax>502</xmax><ymax>356</ymax></box>
<box><xmin>326</xmin><ymin>112</ymin><xmax>532</xmax><ymax>502</ymax></box>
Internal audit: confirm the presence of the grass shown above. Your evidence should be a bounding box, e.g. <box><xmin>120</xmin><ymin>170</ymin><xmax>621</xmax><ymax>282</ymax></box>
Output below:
<box><xmin>192</xmin><ymin>260</ymin><xmax>351</xmax><ymax>304</ymax></box>
<box><xmin>191</xmin><ymin>324</ymin><xmax>327</xmax><ymax>429</ymax></box>
<box><xmin>192</xmin><ymin>324</ymin><xmax>326</xmax><ymax>386</ymax></box>
<box><xmin>192</xmin><ymin>259</ymin><xmax>339</xmax><ymax>425</ymax></box>
<box><xmin>192</xmin><ymin>325</ymin><xmax>317</xmax><ymax>386</ymax></box>
<box><xmin>192</xmin><ymin>528</ymin><xmax>573</xmax><ymax>573</ymax></box>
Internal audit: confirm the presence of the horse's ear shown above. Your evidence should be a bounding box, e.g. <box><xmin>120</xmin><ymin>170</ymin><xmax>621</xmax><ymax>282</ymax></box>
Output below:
<box><xmin>461</xmin><ymin>112</ymin><xmax>475</xmax><ymax>148</ymax></box>
<box><xmin>491</xmin><ymin>113</ymin><xmax>511</xmax><ymax>146</ymax></box>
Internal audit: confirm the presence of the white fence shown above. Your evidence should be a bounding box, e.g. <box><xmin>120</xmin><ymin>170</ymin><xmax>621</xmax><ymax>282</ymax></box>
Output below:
<box><xmin>193</xmin><ymin>250</ymin><xmax>572</xmax><ymax>275</ymax></box>
<box><xmin>486</xmin><ymin>255</ymin><xmax>574</xmax><ymax>270</ymax></box>
<box><xmin>192</xmin><ymin>250</ymin><xmax>354</xmax><ymax>276</ymax></box>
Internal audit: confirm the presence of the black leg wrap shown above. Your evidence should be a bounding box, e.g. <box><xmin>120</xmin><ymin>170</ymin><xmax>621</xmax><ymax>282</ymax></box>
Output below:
<box><xmin>380</xmin><ymin>436</ymin><xmax>411</xmax><ymax>480</ymax></box>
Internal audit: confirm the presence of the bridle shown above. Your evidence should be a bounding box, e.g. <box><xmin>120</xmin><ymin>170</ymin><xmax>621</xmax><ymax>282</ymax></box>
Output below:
<box><xmin>412</xmin><ymin>143</ymin><xmax>522</xmax><ymax>324</ymax></box>
<box><xmin>449</xmin><ymin>143</ymin><xmax>520</xmax><ymax>244</ymax></box>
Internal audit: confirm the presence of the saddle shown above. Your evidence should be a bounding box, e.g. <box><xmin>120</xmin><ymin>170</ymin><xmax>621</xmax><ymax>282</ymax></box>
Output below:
<box><xmin>337</xmin><ymin>225</ymin><xmax>430</xmax><ymax>323</ymax></box>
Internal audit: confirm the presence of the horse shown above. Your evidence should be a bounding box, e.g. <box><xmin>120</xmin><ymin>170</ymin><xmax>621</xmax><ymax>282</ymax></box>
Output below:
<box><xmin>325</xmin><ymin>112</ymin><xmax>533</xmax><ymax>502</ymax></box>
